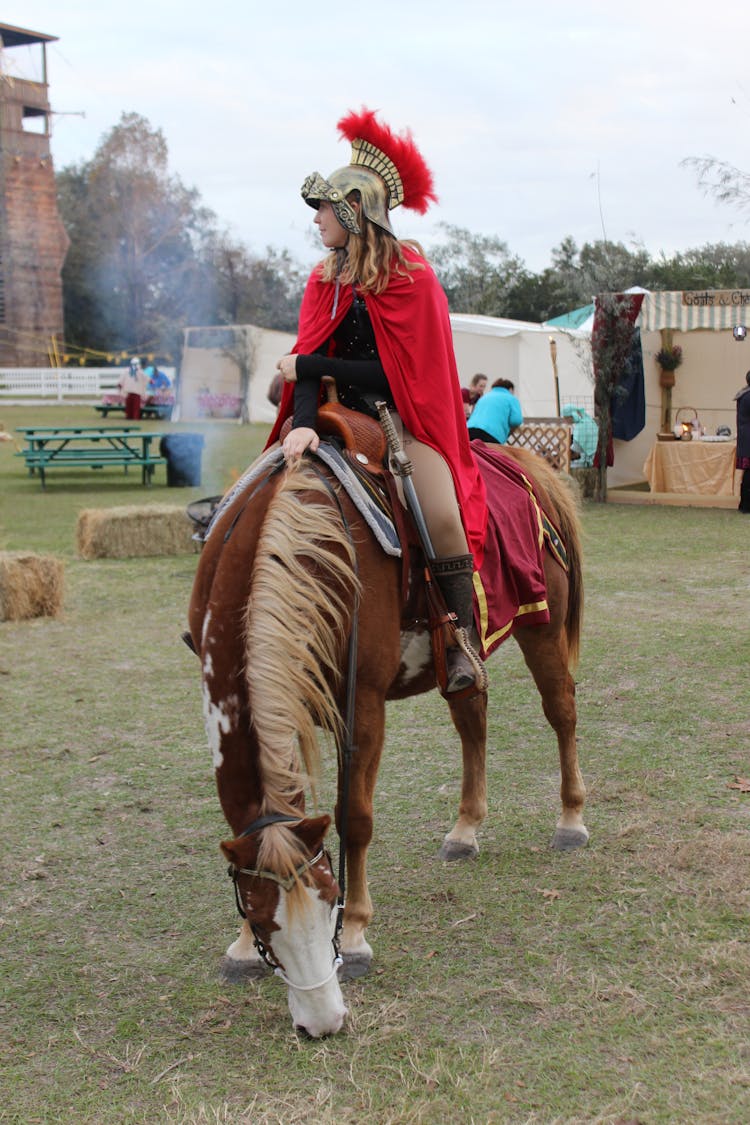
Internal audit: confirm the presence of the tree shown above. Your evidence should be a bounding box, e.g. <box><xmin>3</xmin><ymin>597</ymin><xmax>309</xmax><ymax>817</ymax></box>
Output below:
<box><xmin>682</xmin><ymin>156</ymin><xmax>750</xmax><ymax>218</ymax></box>
<box><xmin>646</xmin><ymin>242</ymin><xmax>750</xmax><ymax>291</ymax></box>
<box><xmin>209</xmin><ymin>236</ymin><xmax>305</xmax><ymax>333</ymax></box>
<box><xmin>58</xmin><ymin>113</ymin><xmax>218</xmax><ymax>361</ymax></box>
<box><xmin>590</xmin><ymin>292</ymin><xmax>644</xmax><ymax>501</ymax></box>
<box><xmin>428</xmin><ymin>224</ymin><xmax>526</xmax><ymax>315</ymax></box>
<box><xmin>220</xmin><ymin>326</ymin><xmax>258</xmax><ymax>424</ymax></box>
<box><xmin>504</xmin><ymin>268</ymin><xmax>575</xmax><ymax>323</ymax></box>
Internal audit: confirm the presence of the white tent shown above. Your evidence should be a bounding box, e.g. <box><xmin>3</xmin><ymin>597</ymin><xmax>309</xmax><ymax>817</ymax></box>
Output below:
<box><xmin>178</xmin><ymin>315</ymin><xmax>596</xmax><ymax>425</ymax></box>
<box><xmin>449</xmin><ymin>313</ymin><xmax>594</xmax><ymax>417</ymax></box>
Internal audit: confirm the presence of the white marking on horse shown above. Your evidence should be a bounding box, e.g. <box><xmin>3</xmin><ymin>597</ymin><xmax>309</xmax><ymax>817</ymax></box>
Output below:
<box><xmin>398</xmin><ymin>630</ymin><xmax>432</xmax><ymax>683</ymax></box>
<box><xmin>202</xmin><ymin>686</ymin><xmax>239</xmax><ymax>770</ymax></box>
<box><xmin>272</xmin><ymin>885</ymin><xmax>347</xmax><ymax>1038</ymax></box>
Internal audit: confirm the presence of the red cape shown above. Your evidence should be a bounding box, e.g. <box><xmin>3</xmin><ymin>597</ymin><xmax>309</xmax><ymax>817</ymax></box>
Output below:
<box><xmin>267</xmin><ymin>248</ymin><xmax>487</xmax><ymax>562</ymax></box>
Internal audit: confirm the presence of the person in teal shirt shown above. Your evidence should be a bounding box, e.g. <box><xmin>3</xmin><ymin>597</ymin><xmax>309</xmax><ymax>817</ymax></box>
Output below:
<box><xmin>467</xmin><ymin>378</ymin><xmax>523</xmax><ymax>444</ymax></box>
<box><xmin>563</xmin><ymin>402</ymin><xmax>598</xmax><ymax>466</ymax></box>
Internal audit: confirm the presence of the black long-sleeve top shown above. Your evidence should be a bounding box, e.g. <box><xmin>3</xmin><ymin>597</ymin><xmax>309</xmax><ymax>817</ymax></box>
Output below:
<box><xmin>292</xmin><ymin>291</ymin><xmax>395</xmax><ymax>429</ymax></box>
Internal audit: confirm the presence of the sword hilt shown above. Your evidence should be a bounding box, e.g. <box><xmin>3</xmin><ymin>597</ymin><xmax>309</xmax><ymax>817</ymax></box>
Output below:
<box><xmin>375</xmin><ymin>400</ymin><xmax>412</xmax><ymax>476</ymax></box>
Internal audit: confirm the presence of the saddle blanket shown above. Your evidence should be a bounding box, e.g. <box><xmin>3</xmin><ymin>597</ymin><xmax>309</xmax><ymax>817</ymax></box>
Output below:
<box><xmin>472</xmin><ymin>444</ymin><xmax>563</xmax><ymax>658</ymax></box>
<box><xmin>202</xmin><ymin>443</ymin><xmax>401</xmax><ymax>556</ymax></box>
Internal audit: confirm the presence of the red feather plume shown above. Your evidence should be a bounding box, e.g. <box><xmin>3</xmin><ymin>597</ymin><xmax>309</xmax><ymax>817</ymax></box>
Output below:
<box><xmin>336</xmin><ymin>107</ymin><xmax>438</xmax><ymax>214</ymax></box>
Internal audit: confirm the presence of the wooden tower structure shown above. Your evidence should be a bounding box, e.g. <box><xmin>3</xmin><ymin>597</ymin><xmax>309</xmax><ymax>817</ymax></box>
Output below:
<box><xmin>0</xmin><ymin>22</ymin><xmax>69</xmax><ymax>366</ymax></box>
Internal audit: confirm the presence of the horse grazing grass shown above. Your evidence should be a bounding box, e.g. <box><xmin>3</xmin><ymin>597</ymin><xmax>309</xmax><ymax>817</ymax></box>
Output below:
<box><xmin>187</xmin><ymin>441</ymin><xmax>587</xmax><ymax>1036</ymax></box>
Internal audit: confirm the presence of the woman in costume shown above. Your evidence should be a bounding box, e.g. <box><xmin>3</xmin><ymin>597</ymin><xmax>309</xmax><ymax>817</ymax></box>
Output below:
<box><xmin>268</xmin><ymin>108</ymin><xmax>487</xmax><ymax>692</ymax></box>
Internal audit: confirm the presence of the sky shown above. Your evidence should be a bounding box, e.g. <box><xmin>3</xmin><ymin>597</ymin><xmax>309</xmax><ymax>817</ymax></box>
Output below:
<box><xmin>5</xmin><ymin>0</ymin><xmax>750</xmax><ymax>278</ymax></box>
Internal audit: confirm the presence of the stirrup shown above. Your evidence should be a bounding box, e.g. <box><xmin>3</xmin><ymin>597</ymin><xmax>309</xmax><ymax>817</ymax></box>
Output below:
<box><xmin>444</xmin><ymin>627</ymin><xmax>488</xmax><ymax>696</ymax></box>
<box><xmin>445</xmin><ymin>648</ymin><xmax>477</xmax><ymax>693</ymax></box>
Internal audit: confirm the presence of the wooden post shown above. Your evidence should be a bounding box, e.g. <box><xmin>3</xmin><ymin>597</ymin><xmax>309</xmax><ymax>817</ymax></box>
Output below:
<box><xmin>549</xmin><ymin>337</ymin><xmax>561</xmax><ymax>416</ymax></box>
<box><xmin>659</xmin><ymin>328</ymin><xmax>673</xmax><ymax>433</ymax></box>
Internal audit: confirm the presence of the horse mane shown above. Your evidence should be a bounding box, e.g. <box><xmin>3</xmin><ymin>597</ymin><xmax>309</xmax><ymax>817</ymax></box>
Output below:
<box><xmin>502</xmin><ymin>447</ymin><xmax>584</xmax><ymax>670</ymax></box>
<box><xmin>243</xmin><ymin>459</ymin><xmax>359</xmax><ymax>877</ymax></box>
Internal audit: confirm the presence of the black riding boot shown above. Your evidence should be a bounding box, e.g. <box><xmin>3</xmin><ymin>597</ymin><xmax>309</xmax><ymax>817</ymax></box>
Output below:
<box><xmin>431</xmin><ymin>554</ymin><xmax>484</xmax><ymax>693</ymax></box>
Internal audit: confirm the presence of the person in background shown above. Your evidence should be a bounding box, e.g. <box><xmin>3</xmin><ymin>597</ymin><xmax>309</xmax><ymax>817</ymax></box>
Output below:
<box><xmin>563</xmin><ymin>402</ymin><xmax>599</xmax><ymax>467</ymax></box>
<box><xmin>467</xmin><ymin>377</ymin><xmax>523</xmax><ymax>445</ymax></box>
<box><xmin>735</xmin><ymin>370</ymin><xmax>750</xmax><ymax>513</ymax></box>
<box><xmin>146</xmin><ymin>364</ymin><xmax>171</xmax><ymax>394</ymax></box>
<box><xmin>118</xmin><ymin>358</ymin><xmax>147</xmax><ymax>420</ymax></box>
<box><xmin>461</xmin><ymin>373</ymin><xmax>488</xmax><ymax>419</ymax></box>
<box><xmin>268</xmin><ymin>107</ymin><xmax>487</xmax><ymax>693</ymax></box>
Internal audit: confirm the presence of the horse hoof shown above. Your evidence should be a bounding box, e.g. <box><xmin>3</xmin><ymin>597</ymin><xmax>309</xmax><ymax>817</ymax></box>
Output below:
<box><xmin>219</xmin><ymin>955</ymin><xmax>271</xmax><ymax>983</ymax></box>
<box><xmin>550</xmin><ymin>827</ymin><xmax>589</xmax><ymax>852</ymax></box>
<box><xmin>437</xmin><ymin>839</ymin><xmax>479</xmax><ymax>862</ymax></box>
<box><xmin>339</xmin><ymin>953</ymin><xmax>372</xmax><ymax>981</ymax></box>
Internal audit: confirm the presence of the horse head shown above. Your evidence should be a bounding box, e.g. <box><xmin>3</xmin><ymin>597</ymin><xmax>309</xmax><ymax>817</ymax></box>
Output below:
<box><xmin>220</xmin><ymin>813</ymin><xmax>347</xmax><ymax>1038</ymax></box>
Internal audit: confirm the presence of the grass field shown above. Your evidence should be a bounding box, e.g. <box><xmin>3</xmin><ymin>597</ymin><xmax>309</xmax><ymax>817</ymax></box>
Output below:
<box><xmin>1</xmin><ymin>403</ymin><xmax>749</xmax><ymax>1123</ymax></box>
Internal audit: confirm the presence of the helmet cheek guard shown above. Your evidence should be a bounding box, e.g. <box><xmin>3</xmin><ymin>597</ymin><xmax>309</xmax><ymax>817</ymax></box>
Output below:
<box><xmin>301</xmin><ymin>167</ymin><xmax>394</xmax><ymax>235</ymax></box>
<box><xmin>301</xmin><ymin>171</ymin><xmax>362</xmax><ymax>234</ymax></box>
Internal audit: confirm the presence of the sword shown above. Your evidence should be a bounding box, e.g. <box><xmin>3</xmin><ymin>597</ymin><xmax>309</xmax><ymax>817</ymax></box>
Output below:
<box><xmin>375</xmin><ymin>401</ymin><xmax>486</xmax><ymax>697</ymax></box>
<box><xmin>375</xmin><ymin>401</ymin><xmax>435</xmax><ymax>560</ymax></box>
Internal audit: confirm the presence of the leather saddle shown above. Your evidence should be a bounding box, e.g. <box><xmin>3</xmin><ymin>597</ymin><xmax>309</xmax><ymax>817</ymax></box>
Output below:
<box><xmin>279</xmin><ymin>397</ymin><xmax>388</xmax><ymax>473</ymax></box>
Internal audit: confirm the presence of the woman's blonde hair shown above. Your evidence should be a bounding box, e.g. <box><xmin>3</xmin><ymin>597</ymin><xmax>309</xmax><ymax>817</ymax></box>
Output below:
<box><xmin>318</xmin><ymin>194</ymin><xmax>425</xmax><ymax>295</ymax></box>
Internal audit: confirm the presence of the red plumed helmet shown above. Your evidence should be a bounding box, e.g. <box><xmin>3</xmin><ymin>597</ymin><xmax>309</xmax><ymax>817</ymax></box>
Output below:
<box><xmin>301</xmin><ymin>106</ymin><xmax>437</xmax><ymax>236</ymax></box>
<box><xmin>336</xmin><ymin>107</ymin><xmax>437</xmax><ymax>215</ymax></box>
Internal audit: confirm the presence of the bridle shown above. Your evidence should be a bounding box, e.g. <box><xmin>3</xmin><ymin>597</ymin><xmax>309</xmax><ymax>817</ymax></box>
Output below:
<box><xmin>226</xmin><ymin>455</ymin><xmax>360</xmax><ymax>993</ymax></box>
<box><xmin>227</xmin><ymin>812</ymin><xmax>344</xmax><ymax>991</ymax></box>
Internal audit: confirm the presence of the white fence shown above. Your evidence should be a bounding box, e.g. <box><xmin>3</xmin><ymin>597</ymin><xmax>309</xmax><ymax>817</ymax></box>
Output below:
<box><xmin>0</xmin><ymin>367</ymin><xmax>176</xmax><ymax>401</ymax></box>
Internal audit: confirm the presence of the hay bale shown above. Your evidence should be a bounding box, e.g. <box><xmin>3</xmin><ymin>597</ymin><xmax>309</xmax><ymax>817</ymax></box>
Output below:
<box><xmin>0</xmin><ymin>552</ymin><xmax>65</xmax><ymax>621</ymax></box>
<box><xmin>76</xmin><ymin>505</ymin><xmax>198</xmax><ymax>560</ymax></box>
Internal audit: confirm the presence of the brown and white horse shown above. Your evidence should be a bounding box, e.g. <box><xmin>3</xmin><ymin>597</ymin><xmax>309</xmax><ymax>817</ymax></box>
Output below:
<box><xmin>187</xmin><ymin>443</ymin><xmax>587</xmax><ymax>1037</ymax></box>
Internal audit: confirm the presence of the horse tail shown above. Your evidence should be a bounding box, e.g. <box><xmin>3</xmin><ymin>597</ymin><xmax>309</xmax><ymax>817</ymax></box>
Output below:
<box><xmin>550</xmin><ymin>473</ymin><xmax>583</xmax><ymax>672</ymax></box>
<box><xmin>501</xmin><ymin>446</ymin><xmax>584</xmax><ymax>671</ymax></box>
<box><xmin>243</xmin><ymin>459</ymin><xmax>359</xmax><ymax>822</ymax></box>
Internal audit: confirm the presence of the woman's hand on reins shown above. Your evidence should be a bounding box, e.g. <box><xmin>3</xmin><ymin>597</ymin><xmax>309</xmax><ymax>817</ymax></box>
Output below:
<box><xmin>282</xmin><ymin>426</ymin><xmax>319</xmax><ymax>462</ymax></box>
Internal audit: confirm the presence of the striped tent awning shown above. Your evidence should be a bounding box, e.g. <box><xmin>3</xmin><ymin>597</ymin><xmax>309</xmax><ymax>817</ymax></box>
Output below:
<box><xmin>640</xmin><ymin>290</ymin><xmax>750</xmax><ymax>332</ymax></box>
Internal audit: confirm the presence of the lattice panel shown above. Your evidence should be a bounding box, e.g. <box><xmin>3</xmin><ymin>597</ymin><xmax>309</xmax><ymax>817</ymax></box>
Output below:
<box><xmin>506</xmin><ymin>422</ymin><xmax>572</xmax><ymax>473</ymax></box>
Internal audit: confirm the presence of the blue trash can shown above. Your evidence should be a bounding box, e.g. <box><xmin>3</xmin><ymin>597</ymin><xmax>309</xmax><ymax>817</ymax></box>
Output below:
<box><xmin>160</xmin><ymin>433</ymin><xmax>204</xmax><ymax>487</ymax></box>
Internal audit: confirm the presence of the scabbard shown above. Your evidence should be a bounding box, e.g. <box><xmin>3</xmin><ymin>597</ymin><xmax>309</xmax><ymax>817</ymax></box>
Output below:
<box><xmin>375</xmin><ymin>401</ymin><xmax>435</xmax><ymax>560</ymax></box>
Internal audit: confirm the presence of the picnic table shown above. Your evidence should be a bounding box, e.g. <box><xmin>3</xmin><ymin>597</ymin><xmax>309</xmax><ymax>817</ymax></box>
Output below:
<box><xmin>95</xmin><ymin>393</ymin><xmax>175</xmax><ymax>420</ymax></box>
<box><xmin>15</xmin><ymin>425</ymin><xmax>169</xmax><ymax>489</ymax></box>
<box><xmin>95</xmin><ymin>401</ymin><xmax>173</xmax><ymax>420</ymax></box>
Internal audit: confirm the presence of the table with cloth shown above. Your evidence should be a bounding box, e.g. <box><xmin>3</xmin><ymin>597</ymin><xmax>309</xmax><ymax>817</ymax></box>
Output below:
<box><xmin>643</xmin><ymin>438</ymin><xmax>738</xmax><ymax>495</ymax></box>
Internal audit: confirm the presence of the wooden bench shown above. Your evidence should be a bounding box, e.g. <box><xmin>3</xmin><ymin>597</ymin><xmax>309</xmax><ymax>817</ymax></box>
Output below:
<box><xmin>15</xmin><ymin>427</ymin><xmax>169</xmax><ymax>489</ymax></box>
<box><xmin>18</xmin><ymin>449</ymin><xmax>166</xmax><ymax>488</ymax></box>
<box><xmin>95</xmin><ymin>402</ymin><xmax>172</xmax><ymax>420</ymax></box>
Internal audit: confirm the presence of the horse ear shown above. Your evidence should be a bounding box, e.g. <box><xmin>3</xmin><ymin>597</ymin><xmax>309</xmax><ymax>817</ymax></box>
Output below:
<box><xmin>294</xmin><ymin>814</ymin><xmax>332</xmax><ymax>851</ymax></box>
<box><xmin>220</xmin><ymin>836</ymin><xmax>256</xmax><ymax>866</ymax></box>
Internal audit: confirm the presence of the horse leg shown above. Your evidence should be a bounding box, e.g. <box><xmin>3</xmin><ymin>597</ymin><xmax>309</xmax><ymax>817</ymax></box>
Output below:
<box><xmin>514</xmin><ymin>626</ymin><xmax>589</xmax><ymax>851</ymax></box>
<box><xmin>438</xmin><ymin>691</ymin><xmax>488</xmax><ymax>861</ymax></box>
<box><xmin>197</xmin><ymin>609</ymin><xmax>272</xmax><ymax>981</ymax></box>
<box><xmin>337</xmin><ymin>686</ymin><xmax>388</xmax><ymax>980</ymax></box>
<box><xmin>220</xmin><ymin>920</ymin><xmax>270</xmax><ymax>981</ymax></box>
